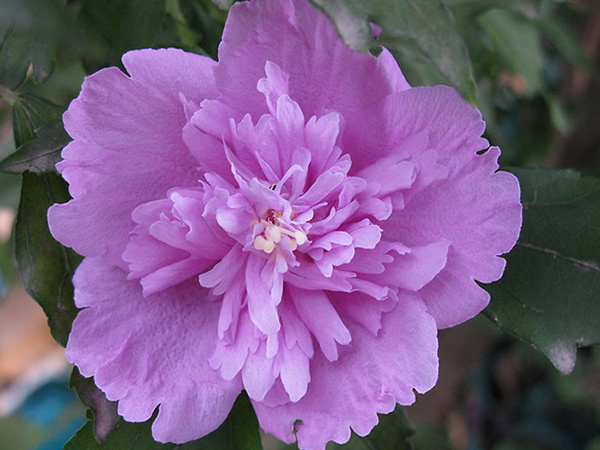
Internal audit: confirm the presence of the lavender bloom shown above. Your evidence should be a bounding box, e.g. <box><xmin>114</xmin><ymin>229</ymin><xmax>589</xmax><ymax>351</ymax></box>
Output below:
<box><xmin>47</xmin><ymin>0</ymin><xmax>522</xmax><ymax>448</ymax></box>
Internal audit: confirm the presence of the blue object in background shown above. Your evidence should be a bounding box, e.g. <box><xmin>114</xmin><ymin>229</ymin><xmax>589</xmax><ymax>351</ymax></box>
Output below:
<box><xmin>0</xmin><ymin>375</ymin><xmax>87</xmax><ymax>450</ymax></box>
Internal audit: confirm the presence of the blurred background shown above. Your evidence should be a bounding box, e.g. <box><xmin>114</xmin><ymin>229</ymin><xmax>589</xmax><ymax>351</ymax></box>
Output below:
<box><xmin>1</xmin><ymin>0</ymin><xmax>600</xmax><ymax>448</ymax></box>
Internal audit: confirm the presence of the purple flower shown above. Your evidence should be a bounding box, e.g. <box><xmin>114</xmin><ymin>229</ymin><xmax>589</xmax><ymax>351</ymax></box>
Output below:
<box><xmin>48</xmin><ymin>0</ymin><xmax>522</xmax><ymax>448</ymax></box>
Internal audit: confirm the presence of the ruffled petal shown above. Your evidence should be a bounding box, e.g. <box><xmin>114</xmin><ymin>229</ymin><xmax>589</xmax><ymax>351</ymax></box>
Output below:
<box><xmin>49</xmin><ymin>49</ymin><xmax>218</xmax><ymax>267</ymax></box>
<box><xmin>342</xmin><ymin>85</ymin><xmax>487</xmax><ymax>172</ymax></box>
<box><xmin>253</xmin><ymin>293</ymin><xmax>438</xmax><ymax>449</ymax></box>
<box><xmin>374</xmin><ymin>240</ymin><xmax>450</xmax><ymax>291</ymax></box>
<box><xmin>385</xmin><ymin>147</ymin><xmax>521</xmax><ymax>327</ymax></box>
<box><xmin>288</xmin><ymin>286</ymin><xmax>351</xmax><ymax>362</ymax></box>
<box><xmin>419</xmin><ymin>247</ymin><xmax>496</xmax><ymax>329</ymax></box>
<box><xmin>330</xmin><ymin>291</ymin><xmax>396</xmax><ymax>337</ymax></box>
<box><xmin>246</xmin><ymin>255</ymin><xmax>281</xmax><ymax>335</ymax></box>
<box><xmin>215</xmin><ymin>0</ymin><xmax>408</xmax><ymax>121</ymax></box>
<box><xmin>65</xmin><ymin>258</ymin><xmax>241</xmax><ymax>443</ymax></box>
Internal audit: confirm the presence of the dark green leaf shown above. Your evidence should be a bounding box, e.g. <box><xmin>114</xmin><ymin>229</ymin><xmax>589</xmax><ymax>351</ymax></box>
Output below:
<box><xmin>65</xmin><ymin>392</ymin><xmax>263</xmax><ymax>449</ymax></box>
<box><xmin>0</xmin><ymin>122</ymin><xmax>69</xmax><ymax>174</ymax></box>
<box><xmin>309</xmin><ymin>0</ymin><xmax>477</xmax><ymax>102</ymax></box>
<box><xmin>327</xmin><ymin>406</ymin><xmax>414</xmax><ymax>449</ymax></box>
<box><xmin>484</xmin><ymin>169</ymin><xmax>600</xmax><ymax>375</ymax></box>
<box><xmin>12</xmin><ymin>93</ymin><xmax>63</xmax><ymax>148</ymax></box>
<box><xmin>227</xmin><ymin>391</ymin><xmax>262</xmax><ymax>450</ymax></box>
<box><xmin>14</xmin><ymin>171</ymin><xmax>80</xmax><ymax>346</ymax></box>
<box><xmin>70</xmin><ymin>368</ymin><xmax>119</xmax><ymax>443</ymax></box>
<box><xmin>80</xmin><ymin>0</ymin><xmax>167</xmax><ymax>67</ymax></box>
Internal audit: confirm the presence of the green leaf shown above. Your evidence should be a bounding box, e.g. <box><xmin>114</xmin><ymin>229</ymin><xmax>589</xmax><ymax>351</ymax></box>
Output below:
<box><xmin>14</xmin><ymin>171</ymin><xmax>80</xmax><ymax>346</ymax></box>
<box><xmin>327</xmin><ymin>406</ymin><xmax>414</xmax><ymax>449</ymax></box>
<box><xmin>0</xmin><ymin>122</ymin><xmax>69</xmax><ymax>174</ymax></box>
<box><xmin>65</xmin><ymin>392</ymin><xmax>263</xmax><ymax>449</ymax></box>
<box><xmin>309</xmin><ymin>0</ymin><xmax>477</xmax><ymax>102</ymax></box>
<box><xmin>0</xmin><ymin>11</ymin><xmax>56</xmax><ymax>90</ymax></box>
<box><xmin>188</xmin><ymin>0</ymin><xmax>229</xmax><ymax>59</ymax></box>
<box><xmin>65</xmin><ymin>414</ymin><xmax>169</xmax><ymax>450</ymax></box>
<box><xmin>538</xmin><ymin>12</ymin><xmax>590</xmax><ymax>70</ymax></box>
<box><xmin>70</xmin><ymin>368</ymin><xmax>120</xmax><ymax>443</ymax></box>
<box><xmin>477</xmin><ymin>9</ymin><xmax>544</xmax><ymax>97</ymax></box>
<box><xmin>0</xmin><ymin>24</ymin><xmax>31</xmax><ymax>91</ymax></box>
<box><xmin>0</xmin><ymin>0</ymin><xmax>82</xmax><ymax>77</ymax></box>
<box><xmin>544</xmin><ymin>93</ymin><xmax>574</xmax><ymax>136</ymax></box>
<box><xmin>80</xmin><ymin>0</ymin><xmax>167</xmax><ymax>67</ymax></box>
<box><xmin>446</xmin><ymin>0</ymin><xmax>538</xmax><ymax>19</ymax></box>
<box><xmin>0</xmin><ymin>24</ymin><xmax>54</xmax><ymax>90</ymax></box>
<box><xmin>0</xmin><ymin>173</ymin><xmax>20</xmax><ymax>208</ymax></box>
<box><xmin>210</xmin><ymin>0</ymin><xmax>234</xmax><ymax>9</ymax></box>
<box><xmin>12</xmin><ymin>93</ymin><xmax>63</xmax><ymax>148</ymax></box>
<box><xmin>484</xmin><ymin>169</ymin><xmax>600</xmax><ymax>375</ymax></box>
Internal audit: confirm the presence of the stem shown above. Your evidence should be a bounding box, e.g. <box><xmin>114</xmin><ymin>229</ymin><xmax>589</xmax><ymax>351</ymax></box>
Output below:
<box><xmin>0</xmin><ymin>85</ymin><xmax>18</xmax><ymax>105</ymax></box>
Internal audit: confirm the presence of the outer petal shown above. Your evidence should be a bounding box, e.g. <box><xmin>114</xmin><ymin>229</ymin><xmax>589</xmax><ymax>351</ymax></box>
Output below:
<box><xmin>329</xmin><ymin>291</ymin><xmax>396</xmax><ymax>337</ymax></box>
<box><xmin>48</xmin><ymin>49</ymin><xmax>218</xmax><ymax>267</ymax></box>
<box><xmin>374</xmin><ymin>240</ymin><xmax>450</xmax><ymax>292</ymax></box>
<box><xmin>253</xmin><ymin>293</ymin><xmax>438</xmax><ymax>449</ymax></box>
<box><xmin>386</xmin><ymin>147</ymin><xmax>522</xmax><ymax>327</ymax></box>
<box><xmin>66</xmin><ymin>258</ymin><xmax>241</xmax><ymax>443</ymax></box>
<box><xmin>418</xmin><ymin>247</ymin><xmax>493</xmax><ymax>329</ymax></box>
<box><xmin>343</xmin><ymin>85</ymin><xmax>488</xmax><ymax>171</ymax></box>
<box><xmin>215</xmin><ymin>0</ymin><xmax>409</xmax><ymax>121</ymax></box>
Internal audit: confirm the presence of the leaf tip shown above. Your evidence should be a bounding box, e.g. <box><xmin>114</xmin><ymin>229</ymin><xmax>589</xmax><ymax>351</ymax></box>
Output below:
<box><xmin>547</xmin><ymin>340</ymin><xmax>576</xmax><ymax>375</ymax></box>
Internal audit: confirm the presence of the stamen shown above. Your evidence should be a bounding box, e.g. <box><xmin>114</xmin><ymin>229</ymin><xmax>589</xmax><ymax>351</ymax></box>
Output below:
<box><xmin>265</xmin><ymin>224</ymin><xmax>282</xmax><ymax>243</ymax></box>
<box><xmin>254</xmin><ymin>235</ymin><xmax>275</xmax><ymax>253</ymax></box>
<box><xmin>289</xmin><ymin>237</ymin><xmax>298</xmax><ymax>251</ymax></box>
<box><xmin>294</xmin><ymin>230</ymin><xmax>307</xmax><ymax>245</ymax></box>
<box><xmin>253</xmin><ymin>210</ymin><xmax>307</xmax><ymax>255</ymax></box>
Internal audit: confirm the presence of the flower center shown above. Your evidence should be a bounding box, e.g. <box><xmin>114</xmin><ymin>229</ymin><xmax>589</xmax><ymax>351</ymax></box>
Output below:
<box><xmin>253</xmin><ymin>209</ymin><xmax>307</xmax><ymax>254</ymax></box>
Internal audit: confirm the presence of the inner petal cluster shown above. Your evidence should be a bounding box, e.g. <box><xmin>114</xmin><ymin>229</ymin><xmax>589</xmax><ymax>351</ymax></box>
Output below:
<box><xmin>122</xmin><ymin>60</ymin><xmax>426</xmax><ymax>405</ymax></box>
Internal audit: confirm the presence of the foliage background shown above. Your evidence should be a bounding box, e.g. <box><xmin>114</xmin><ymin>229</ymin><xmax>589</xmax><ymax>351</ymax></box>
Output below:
<box><xmin>0</xmin><ymin>0</ymin><xmax>599</xmax><ymax>448</ymax></box>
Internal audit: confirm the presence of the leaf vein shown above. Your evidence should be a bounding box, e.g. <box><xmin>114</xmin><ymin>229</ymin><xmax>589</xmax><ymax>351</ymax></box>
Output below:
<box><xmin>517</xmin><ymin>242</ymin><xmax>600</xmax><ymax>273</ymax></box>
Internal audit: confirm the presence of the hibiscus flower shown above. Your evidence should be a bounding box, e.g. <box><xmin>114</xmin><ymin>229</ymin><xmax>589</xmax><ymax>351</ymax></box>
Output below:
<box><xmin>48</xmin><ymin>0</ymin><xmax>522</xmax><ymax>448</ymax></box>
